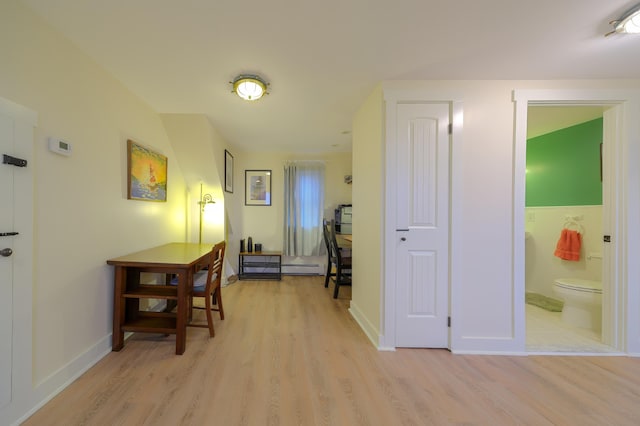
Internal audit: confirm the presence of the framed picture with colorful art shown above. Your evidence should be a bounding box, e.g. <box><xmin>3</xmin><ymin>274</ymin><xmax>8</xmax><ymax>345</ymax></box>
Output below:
<box><xmin>127</xmin><ymin>139</ymin><xmax>168</xmax><ymax>202</ymax></box>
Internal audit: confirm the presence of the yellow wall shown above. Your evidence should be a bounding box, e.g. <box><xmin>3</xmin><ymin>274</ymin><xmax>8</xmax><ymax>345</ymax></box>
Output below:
<box><xmin>0</xmin><ymin>2</ymin><xmax>351</xmax><ymax>422</ymax></box>
<box><xmin>0</xmin><ymin>0</ymin><xmax>188</xmax><ymax>392</ymax></box>
<box><xmin>161</xmin><ymin>113</ymin><xmax>245</xmax><ymax>277</ymax></box>
<box><xmin>161</xmin><ymin>114</ymin><xmax>227</xmax><ymax>245</ymax></box>
<box><xmin>350</xmin><ymin>85</ymin><xmax>384</xmax><ymax>344</ymax></box>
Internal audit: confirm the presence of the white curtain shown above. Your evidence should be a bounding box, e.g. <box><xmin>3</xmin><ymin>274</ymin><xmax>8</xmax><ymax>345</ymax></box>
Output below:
<box><xmin>283</xmin><ymin>161</ymin><xmax>325</xmax><ymax>256</ymax></box>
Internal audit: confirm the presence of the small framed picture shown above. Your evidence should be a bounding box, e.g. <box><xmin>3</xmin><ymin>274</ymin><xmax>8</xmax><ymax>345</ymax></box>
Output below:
<box><xmin>224</xmin><ymin>149</ymin><xmax>234</xmax><ymax>193</ymax></box>
<box><xmin>245</xmin><ymin>170</ymin><xmax>271</xmax><ymax>206</ymax></box>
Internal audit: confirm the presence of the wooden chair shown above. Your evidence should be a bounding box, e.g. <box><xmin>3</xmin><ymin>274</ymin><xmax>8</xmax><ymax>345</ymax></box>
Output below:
<box><xmin>171</xmin><ymin>241</ymin><xmax>226</xmax><ymax>337</ymax></box>
<box><xmin>329</xmin><ymin>219</ymin><xmax>352</xmax><ymax>298</ymax></box>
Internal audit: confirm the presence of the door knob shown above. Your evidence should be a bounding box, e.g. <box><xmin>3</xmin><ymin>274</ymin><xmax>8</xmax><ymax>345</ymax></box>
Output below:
<box><xmin>1</xmin><ymin>248</ymin><xmax>13</xmax><ymax>257</ymax></box>
<box><xmin>400</xmin><ymin>237</ymin><xmax>406</xmax><ymax>241</ymax></box>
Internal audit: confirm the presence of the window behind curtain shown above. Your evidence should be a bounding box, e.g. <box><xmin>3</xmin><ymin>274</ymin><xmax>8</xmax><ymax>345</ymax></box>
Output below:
<box><xmin>283</xmin><ymin>161</ymin><xmax>325</xmax><ymax>256</ymax></box>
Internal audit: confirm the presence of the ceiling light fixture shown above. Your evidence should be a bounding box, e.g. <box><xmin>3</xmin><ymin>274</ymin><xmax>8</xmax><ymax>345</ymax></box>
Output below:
<box><xmin>606</xmin><ymin>3</ymin><xmax>640</xmax><ymax>35</ymax></box>
<box><xmin>231</xmin><ymin>74</ymin><xmax>269</xmax><ymax>101</ymax></box>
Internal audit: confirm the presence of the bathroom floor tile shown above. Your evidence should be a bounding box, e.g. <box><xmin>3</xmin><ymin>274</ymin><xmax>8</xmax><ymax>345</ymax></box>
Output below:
<box><xmin>525</xmin><ymin>304</ymin><xmax>617</xmax><ymax>353</ymax></box>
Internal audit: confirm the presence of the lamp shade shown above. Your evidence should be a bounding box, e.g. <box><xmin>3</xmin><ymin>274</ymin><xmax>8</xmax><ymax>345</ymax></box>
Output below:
<box><xmin>232</xmin><ymin>75</ymin><xmax>268</xmax><ymax>101</ymax></box>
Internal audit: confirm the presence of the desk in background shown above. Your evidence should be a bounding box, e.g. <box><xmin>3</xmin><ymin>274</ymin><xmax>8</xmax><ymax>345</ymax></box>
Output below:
<box><xmin>106</xmin><ymin>242</ymin><xmax>212</xmax><ymax>355</ymax></box>
<box><xmin>337</xmin><ymin>234</ymin><xmax>352</xmax><ymax>249</ymax></box>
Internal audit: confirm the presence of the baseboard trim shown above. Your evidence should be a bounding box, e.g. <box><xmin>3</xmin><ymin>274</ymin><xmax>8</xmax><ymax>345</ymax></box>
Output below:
<box><xmin>451</xmin><ymin>350</ymin><xmax>527</xmax><ymax>356</ymax></box>
<box><xmin>21</xmin><ymin>334</ymin><xmax>112</xmax><ymax>424</ymax></box>
<box><xmin>349</xmin><ymin>301</ymin><xmax>381</xmax><ymax>349</ymax></box>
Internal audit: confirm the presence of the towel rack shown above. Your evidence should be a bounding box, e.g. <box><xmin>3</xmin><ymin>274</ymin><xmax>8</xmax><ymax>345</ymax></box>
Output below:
<box><xmin>562</xmin><ymin>214</ymin><xmax>585</xmax><ymax>234</ymax></box>
<box><xmin>563</xmin><ymin>221</ymin><xmax>585</xmax><ymax>234</ymax></box>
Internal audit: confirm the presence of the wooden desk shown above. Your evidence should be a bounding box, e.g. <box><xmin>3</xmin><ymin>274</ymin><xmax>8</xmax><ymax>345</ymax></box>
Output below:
<box><xmin>107</xmin><ymin>242</ymin><xmax>212</xmax><ymax>355</ymax></box>
<box><xmin>337</xmin><ymin>234</ymin><xmax>352</xmax><ymax>249</ymax></box>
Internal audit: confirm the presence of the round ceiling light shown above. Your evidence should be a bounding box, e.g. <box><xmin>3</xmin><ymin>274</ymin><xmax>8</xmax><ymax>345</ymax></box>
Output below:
<box><xmin>608</xmin><ymin>4</ymin><xmax>640</xmax><ymax>35</ymax></box>
<box><xmin>232</xmin><ymin>75</ymin><xmax>268</xmax><ymax>101</ymax></box>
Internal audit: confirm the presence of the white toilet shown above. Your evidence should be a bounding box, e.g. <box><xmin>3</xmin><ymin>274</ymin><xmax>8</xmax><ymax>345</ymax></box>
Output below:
<box><xmin>553</xmin><ymin>278</ymin><xmax>602</xmax><ymax>331</ymax></box>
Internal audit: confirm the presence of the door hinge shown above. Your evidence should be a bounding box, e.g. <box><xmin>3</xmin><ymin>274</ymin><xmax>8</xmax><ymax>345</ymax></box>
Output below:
<box><xmin>448</xmin><ymin>123</ymin><xmax>453</xmax><ymax>135</ymax></box>
<box><xmin>603</xmin><ymin>235</ymin><xmax>611</xmax><ymax>243</ymax></box>
<box><xmin>447</xmin><ymin>316</ymin><xmax>451</xmax><ymax>327</ymax></box>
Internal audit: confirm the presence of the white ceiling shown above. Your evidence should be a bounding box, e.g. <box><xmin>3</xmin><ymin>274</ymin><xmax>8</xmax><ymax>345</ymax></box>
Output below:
<box><xmin>21</xmin><ymin>0</ymin><xmax>640</xmax><ymax>153</ymax></box>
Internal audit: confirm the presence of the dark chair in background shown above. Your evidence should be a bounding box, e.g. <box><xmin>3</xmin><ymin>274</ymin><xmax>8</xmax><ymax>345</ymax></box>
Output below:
<box><xmin>322</xmin><ymin>219</ymin><xmax>336</xmax><ymax>288</ymax></box>
<box><xmin>328</xmin><ymin>219</ymin><xmax>352</xmax><ymax>298</ymax></box>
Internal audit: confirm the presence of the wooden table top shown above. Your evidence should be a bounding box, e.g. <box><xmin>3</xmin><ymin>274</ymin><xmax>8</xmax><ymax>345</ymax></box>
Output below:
<box><xmin>336</xmin><ymin>234</ymin><xmax>352</xmax><ymax>249</ymax></box>
<box><xmin>106</xmin><ymin>242</ymin><xmax>213</xmax><ymax>268</ymax></box>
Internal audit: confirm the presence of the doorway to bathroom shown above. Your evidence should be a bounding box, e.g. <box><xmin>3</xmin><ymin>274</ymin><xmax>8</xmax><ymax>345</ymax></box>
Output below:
<box><xmin>513</xmin><ymin>89</ymin><xmax>635</xmax><ymax>355</ymax></box>
<box><xmin>524</xmin><ymin>105</ymin><xmax>614</xmax><ymax>353</ymax></box>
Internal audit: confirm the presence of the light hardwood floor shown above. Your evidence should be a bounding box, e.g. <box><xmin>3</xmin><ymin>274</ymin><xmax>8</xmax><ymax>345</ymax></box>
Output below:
<box><xmin>24</xmin><ymin>276</ymin><xmax>640</xmax><ymax>425</ymax></box>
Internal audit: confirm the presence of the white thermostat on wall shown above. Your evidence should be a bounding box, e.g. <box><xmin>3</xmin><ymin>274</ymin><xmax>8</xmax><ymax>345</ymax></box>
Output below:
<box><xmin>48</xmin><ymin>137</ymin><xmax>72</xmax><ymax>156</ymax></box>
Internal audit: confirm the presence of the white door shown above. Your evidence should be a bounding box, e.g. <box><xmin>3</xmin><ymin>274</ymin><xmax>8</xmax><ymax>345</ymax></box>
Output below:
<box><xmin>395</xmin><ymin>103</ymin><xmax>450</xmax><ymax>347</ymax></box>
<box><xmin>0</xmin><ymin>113</ymin><xmax>15</xmax><ymax>407</ymax></box>
<box><xmin>0</xmin><ymin>98</ymin><xmax>35</xmax><ymax>420</ymax></box>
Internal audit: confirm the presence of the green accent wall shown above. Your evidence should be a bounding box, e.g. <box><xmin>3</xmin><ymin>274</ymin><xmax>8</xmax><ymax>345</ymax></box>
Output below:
<box><xmin>526</xmin><ymin>118</ymin><xmax>603</xmax><ymax>207</ymax></box>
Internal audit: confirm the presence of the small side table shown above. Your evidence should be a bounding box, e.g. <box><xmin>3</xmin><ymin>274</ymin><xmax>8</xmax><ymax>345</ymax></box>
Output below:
<box><xmin>238</xmin><ymin>251</ymin><xmax>282</xmax><ymax>280</ymax></box>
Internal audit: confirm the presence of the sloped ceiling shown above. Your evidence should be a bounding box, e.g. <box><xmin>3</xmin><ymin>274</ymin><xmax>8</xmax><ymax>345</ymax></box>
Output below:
<box><xmin>21</xmin><ymin>0</ymin><xmax>640</xmax><ymax>153</ymax></box>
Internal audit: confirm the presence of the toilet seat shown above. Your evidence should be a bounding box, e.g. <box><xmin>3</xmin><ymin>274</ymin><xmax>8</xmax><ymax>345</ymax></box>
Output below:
<box><xmin>554</xmin><ymin>278</ymin><xmax>602</xmax><ymax>294</ymax></box>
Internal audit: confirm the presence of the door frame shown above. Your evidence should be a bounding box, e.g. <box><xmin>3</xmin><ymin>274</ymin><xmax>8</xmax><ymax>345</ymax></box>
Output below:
<box><xmin>0</xmin><ymin>96</ymin><xmax>36</xmax><ymax>420</ymax></box>
<box><xmin>381</xmin><ymin>88</ymin><xmax>463</xmax><ymax>350</ymax></box>
<box><xmin>513</xmin><ymin>89</ymin><xmax>640</xmax><ymax>354</ymax></box>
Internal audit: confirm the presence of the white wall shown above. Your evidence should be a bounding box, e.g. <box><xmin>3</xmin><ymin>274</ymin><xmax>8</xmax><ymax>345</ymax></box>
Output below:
<box><xmin>525</xmin><ymin>206</ymin><xmax>603</xmax><ymax>297</ymax></box>
<box><xmin>241</xmin><ymin>151</ymin><xmax>352</xmax><ymax>255</ymax></box>
<box><xmin>351</xmin><ymin>80</ymin><xmax>640</xmax><ymax>353</ymax></box>
<box><xmin>221</xmin><ymin>146</ymin><xmax>246</xmax><ymax>276</ymax></box>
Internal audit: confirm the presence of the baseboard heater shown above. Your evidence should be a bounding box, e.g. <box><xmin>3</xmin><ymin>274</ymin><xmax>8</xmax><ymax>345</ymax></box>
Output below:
<box><xmin>281</xmin><ymin>263</ymin><xmax>323</xmax><ymax>275</ymax></box>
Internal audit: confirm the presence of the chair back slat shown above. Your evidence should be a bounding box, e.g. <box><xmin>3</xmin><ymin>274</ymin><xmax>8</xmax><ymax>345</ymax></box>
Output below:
<box><xmin>329</xmin><ymin>219</ymin><xmax>344</xmax><ymax>265</ymax></box>
<box><xmin>323</xmin><ymin>219</ymin><xmax>352</xmax><ymax>298</ymax></box>
<box><xmin>323</xmin><ymin>219</ymin><xmax>334</xmax><ymax>259</ymax></box>
<box><xmin>202</xmin><ymin>241</ymin><xmax>225</xmax><ymax>297</ymax></box>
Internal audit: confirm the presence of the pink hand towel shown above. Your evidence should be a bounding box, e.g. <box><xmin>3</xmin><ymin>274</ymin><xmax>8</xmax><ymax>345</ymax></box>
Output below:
<box><xmin>554</xmin><ymin>228</ymin><xmax>581</xmax><ymax>261</ymax></box>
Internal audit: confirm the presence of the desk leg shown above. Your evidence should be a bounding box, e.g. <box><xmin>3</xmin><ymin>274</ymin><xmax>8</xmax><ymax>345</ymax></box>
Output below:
<box><xmin>112</xmin><ymin>266</ymin><xmax>126</xmax><ymax>351</ymax></box>
<box><xmin>175</xmin><ymin>270</ymin><xmax>189</xmax><ymax>355</ymax></box>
